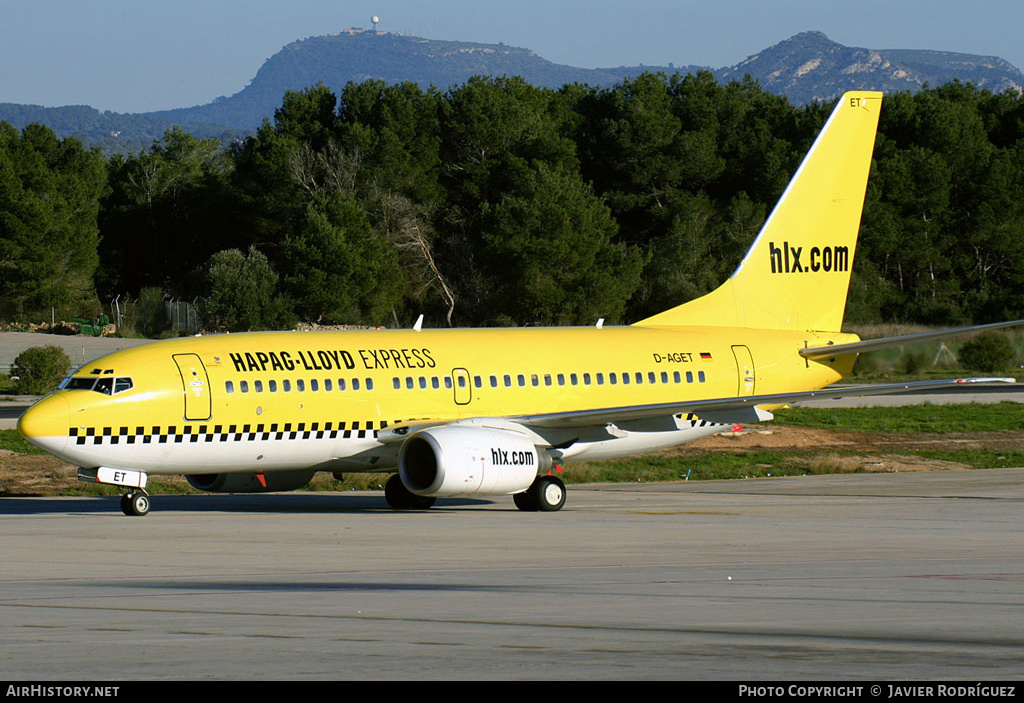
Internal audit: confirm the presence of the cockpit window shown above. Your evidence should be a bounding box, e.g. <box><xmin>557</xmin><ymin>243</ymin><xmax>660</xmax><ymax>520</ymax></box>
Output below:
<box><xmin>65</xmin><ymin>377</ymin><xmax>98</xmax><ymax>391</ymax></box>
<box><xmin>63</xmin><ymin>376</ymin><xmax>134</xmax><ymax>395</ymax></box>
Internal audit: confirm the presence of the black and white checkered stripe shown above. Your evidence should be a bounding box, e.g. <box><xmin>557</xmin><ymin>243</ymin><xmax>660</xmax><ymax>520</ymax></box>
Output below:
<box><xmin>68</xmin><ymin>420</ymin><xmax>402</xmax><ymax>446</ymax></box>
<box><xmin>676</xmin><ymin>412</ymin><xmax>722</xmax><ymax>428</ymax></box>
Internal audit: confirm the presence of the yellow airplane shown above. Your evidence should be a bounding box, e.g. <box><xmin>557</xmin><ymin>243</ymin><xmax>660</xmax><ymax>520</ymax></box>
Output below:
<box><xmin>16</xmin><ymin>91</ymin><xmax>1020</xmax><ymax>516</ymax></box>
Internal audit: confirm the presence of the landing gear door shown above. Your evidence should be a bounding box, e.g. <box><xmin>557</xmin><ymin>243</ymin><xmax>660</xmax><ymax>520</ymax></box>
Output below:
<box><xmin>173</xmin><ymin>353</ymin><xmax>212</xmax><ymax>421</ymax></box>
<box><xmin>731</xmin><ymin>345</ymin><xmax>756</xmax><ymax>396</ymax></box>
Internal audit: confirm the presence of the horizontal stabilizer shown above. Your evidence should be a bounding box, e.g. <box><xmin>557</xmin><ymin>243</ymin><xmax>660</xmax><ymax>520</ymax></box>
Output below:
<box><xmin>802</xmin><ymin>319</ymin><xmax>1024</xmax><ymax>360</ymax></box>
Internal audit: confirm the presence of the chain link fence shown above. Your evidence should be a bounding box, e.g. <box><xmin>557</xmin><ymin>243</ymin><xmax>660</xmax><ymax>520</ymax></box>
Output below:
<box><xmin>109</xmin><ymin>295</ymin><xmax>201</xmax><ymax>337</ymax></box>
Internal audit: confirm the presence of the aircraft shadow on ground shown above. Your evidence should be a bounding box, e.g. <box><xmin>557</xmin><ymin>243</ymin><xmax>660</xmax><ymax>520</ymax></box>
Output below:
<box><xmin>0</xmin><ymin>493</ymin><xmax>494</xmax><ymax>515</ymax></box>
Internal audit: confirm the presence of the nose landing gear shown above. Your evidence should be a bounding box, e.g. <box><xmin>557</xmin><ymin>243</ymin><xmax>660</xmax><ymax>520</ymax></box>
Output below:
<box><xmin>78</xmin><ymin>468</ymin><xmax>151</xmax><ymax>516</ymax></box>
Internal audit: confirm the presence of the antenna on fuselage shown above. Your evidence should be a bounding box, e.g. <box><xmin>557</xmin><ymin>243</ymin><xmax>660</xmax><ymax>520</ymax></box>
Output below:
<box><xmin>413</xmin><ymin>314</ymin><xmax>424</xmax><ymax>332</ymax></box>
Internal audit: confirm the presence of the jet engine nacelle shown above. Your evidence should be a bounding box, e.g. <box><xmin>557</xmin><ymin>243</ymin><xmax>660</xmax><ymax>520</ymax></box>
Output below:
<box><xmin>399</xmin><ymin>426</ymin><xmax>551</xmax><ymax>497</ymax></box>
<box><xmin>185</xmin><ymin>469</ymin><xmax>317</xmax><ymax>493</ymax></box>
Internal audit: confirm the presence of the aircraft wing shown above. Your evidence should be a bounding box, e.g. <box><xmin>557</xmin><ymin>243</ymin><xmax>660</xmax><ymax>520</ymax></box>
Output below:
<box><xmin>374</xmin><ymin>377</ymin><xmax>1016</xmax><ymax>443</ymax></box>
<box><xmin>508</xmin><ymin>377</ymin><xmax>1017</xmax><ymax>429</ymax></box>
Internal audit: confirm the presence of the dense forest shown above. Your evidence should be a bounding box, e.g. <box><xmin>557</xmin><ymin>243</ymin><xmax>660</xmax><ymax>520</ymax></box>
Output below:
<box><xmin>2</xmin><ymin>73</ymin><xmax>1023</xmax><ymax>333</ymax></box>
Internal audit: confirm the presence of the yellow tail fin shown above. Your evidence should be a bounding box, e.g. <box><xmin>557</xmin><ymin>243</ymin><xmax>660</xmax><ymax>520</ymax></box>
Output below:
<box><xmin>635</xmin><ymin>91</ymin><xmax>882</xmax><ymax>332</ymax></box>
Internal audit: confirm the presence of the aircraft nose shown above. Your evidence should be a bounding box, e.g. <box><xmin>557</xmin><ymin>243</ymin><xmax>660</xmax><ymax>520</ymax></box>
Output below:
<box><xmin>17</xmin><ymin>393</ymin><xmax>70</xmax><ymax>454</ymax></box>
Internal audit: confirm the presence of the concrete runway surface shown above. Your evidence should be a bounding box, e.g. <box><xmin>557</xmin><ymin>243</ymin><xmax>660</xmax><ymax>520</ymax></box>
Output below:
<box><xmin>1</xmin><ymin>469</ymin><xmax>1023</xmax><ymax>680</ymax></box>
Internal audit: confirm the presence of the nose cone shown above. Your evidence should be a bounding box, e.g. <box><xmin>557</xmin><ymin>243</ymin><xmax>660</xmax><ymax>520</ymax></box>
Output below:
<box><xmin>17</xmin><ymin>393</ymin><xmax>70</xmax><ymax>455</ymax></box>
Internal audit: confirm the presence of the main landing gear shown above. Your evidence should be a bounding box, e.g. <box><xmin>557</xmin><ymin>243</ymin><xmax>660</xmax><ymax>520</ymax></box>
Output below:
<box><xmin>384</xmin><ymin>474</ymin><xmax>437</xmax><ymax>509</ymax></box>
<box><xmin>120</xmin><ymin>490</ymin><xmax>151</xmax><ymax>517</ymax></box>
<box><xmin>514</xmin><ymin>475</ymin><xmax>566</xmax><ymax>512</ymax></box>
<box><xmin>382</xmin><ymin>473</ymin><xmax>567</xmax><ymax>511</ymax></box>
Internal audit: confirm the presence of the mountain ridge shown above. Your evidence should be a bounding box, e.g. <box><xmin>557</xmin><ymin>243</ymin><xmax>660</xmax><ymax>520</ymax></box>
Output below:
<box><xmin>716</xmin><ymin>31</ymin><xmax>1023</xmax><ymax>104</ymax></box>
<box><xmin>2</xmin><ymin>29</ymin><xmax>1021</xmax><ymax>150</ymax></box>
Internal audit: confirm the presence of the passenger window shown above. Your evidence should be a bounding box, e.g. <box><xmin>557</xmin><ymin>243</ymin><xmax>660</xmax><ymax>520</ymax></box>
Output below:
<box><xmin>571</xmin><ymin>373</ymin><xmax>578</xmax><ymax>386</ymax></box>
<box><xmin>648</xmin><ymin>372</ymin><xmax>656</xmax><ymax>384</ymax></box>
<box><xmin>240</xmin><ymin>380</ymin><xmax>249</xmax><ymax>394</ymax></box>
<box><xmin>661</xmin><ymin>372</ymin><xmax>668</xmax><ymax>384</ymax></box>
<box><xmin>337</xmin><ymin>378</ymin><xmax>346</xmax><ymax>391</ymax></box>
<box><xmin>673</xmin><ymin>371</ymin><xmax>681</xmax><ymax>383</ymax></box>
<box><xmin>225</xmin><ymin>381</ymin><xmax>235</xmax><ymax>394</ymax></box>
<box><xmin>517</xmin><ymin>374</ymin><xmax>525</xmax><ymax>387</ymax></box>
<box><xmin>269</xmin><ymin>380</ymin><xmax>278</xmax><ymax>392</ymax></box>
<box><xmin>419</xmin><ymin>377</ymin><xmax>427</xmax><ymax>389</ymax></box>
<box><xmin>530</xmin><ymin>374</ymin><xmax>538</xmax><ymax>387</ymax></box>
<box><xmin>254</xmin><ymin>380</ymin><xmax>263</xmax><ymax>393</ymax></box>
<box><xmin>489</xmin><ymin>375</ymin><xmax>498</xmax><ymax>388</ymax></box>
<box><xmin>366</xmin><ymin>378</ymin><xmax>373</xmax><ymax>390</ymax></box>
<box><xmin>474</xmin><ymin>376</ymin><xmax>482</xmax><ymax>388</ymax></box>
<box><xmin>432</xmin><ymin>377</ymin><xmax>440</xmax><ymax>389</ymax></box>
<box><xmin>406</xmin><ymin>377</ymin><xmax>414</xmax><ymax>389</ymax></box>
<box><xmin>596</xmin><ymin>373</ymin><xmax>604</xmax><ymax>385</ymax></box>
<box><xmin>504</xmin><ymin>374</ymin><xmax>512</xmax><ymax>387</ymax></box>
<box><xmin>296</xmin><ymin>380</ymin><xmax>305</xmax><ymax>392</ymax></box>
<box><xmin>635</xmin><ymin>372</ymin><xmax>643</xmax><ymax>384</ymax></box>
<box><xmin>544</xmin><ymin>374</ymin><xmax>552</xmax><ymax>386</ymax></box>
<box><xmin>557</xmin><ymin>373</ymin><xmax>565</xmax><ymax>386</ymax></box>
<box><xmin>698</xmin><ymin>371</ymin><xmax>706</xmax><ymax>383</ymax></box>
<box><xmin>310</xmin><ymin>379</ymin><xmax>319</xmax><ymax>392</ymax></box>
<box><xmin>324</xmin><ymin>379</ymin><xmax>332</xmax><ymax>392</ymax></box>
<box><xmin>686</xmin><ymin>371</ymin><xmax>693</xmax><ymax>383</ymax></box>
<box><xmin>622</xmin><ymin>372</ymin><xmax>630</xmax><ymax>385</ymax></box>
<box><xmin>609</xmin><ymin>373</ymin><xmax>617</xmax><ymax>385</ymax></box>
<box><xmin>352</xmin><ymin>378</ymin><xmax>361</xmax><ymax>390</ymax></box>
<box><xmin>583</xmin><ymin>373</ymin><xmax>591</xmax><ymax>385</ymax></box>
<box><xmin>393</xmin><ymin>377</ymin><xmax>401</xmax><ymax>390</ymax></box>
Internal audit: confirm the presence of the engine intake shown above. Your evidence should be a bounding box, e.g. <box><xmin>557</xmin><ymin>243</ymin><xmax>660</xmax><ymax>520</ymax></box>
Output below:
<box><xmin>399</xmin><ymin>426</ymin><xmax>551</xmax><ymax>497</ymax></box>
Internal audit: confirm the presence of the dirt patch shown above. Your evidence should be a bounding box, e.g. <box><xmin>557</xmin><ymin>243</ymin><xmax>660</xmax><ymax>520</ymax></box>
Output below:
<box><xmin>0</xmin><ymin>449</ymin><xmax>199</xmax><ymax>496</ymax></box>
<box><xmin>786</xmin><ymin>453</ymin><xmax>972</xmax><ymax>474</ymax></box>
<box><xmin>684</xmin><ymin>424</ymin><xmax>1024</xmax><ymax>453</ymax></box>
<box><xmin>651</xmin><ymin>424</ymin><xmax>1024</xmax><ymax>474</ymax></box>
<box><xmin>673</xmin><ymin>426</ymin><xmax>978</xmax><ymax>473</ymax></box>
<box><xmin>0</xmin><ymin>450</ymin><xmax>81</xmax><ymax>495</ymax></box>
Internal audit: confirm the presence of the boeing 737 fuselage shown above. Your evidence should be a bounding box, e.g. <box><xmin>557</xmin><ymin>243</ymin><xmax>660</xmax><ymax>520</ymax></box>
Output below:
<box><xmin>16</xmin><ymin>92</ymin><xmax>1020</xmax><ymax>515</ymax></box>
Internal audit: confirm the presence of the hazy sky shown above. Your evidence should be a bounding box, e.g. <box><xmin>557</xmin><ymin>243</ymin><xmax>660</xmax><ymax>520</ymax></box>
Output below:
<box><xmin>3</xmin><ymin>0</ymin><xmax>1022</xmax><ymax>113</ymax></box>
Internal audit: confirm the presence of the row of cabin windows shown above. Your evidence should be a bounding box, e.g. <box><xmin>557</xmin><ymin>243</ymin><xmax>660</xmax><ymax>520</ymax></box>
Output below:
<box><xmin>225</xmin><ymin>377</ymin><xmax>374</xmax><ymax>394</ymax></box>
<box><xmin>393</xmin><ymin>369</ymin><xmax>707</xmax><ymax>391</ymax></box>
<box><xmin>225</xmin><ymin>370</ymin><xmax>708</xmax><ymax>396</ymax></box>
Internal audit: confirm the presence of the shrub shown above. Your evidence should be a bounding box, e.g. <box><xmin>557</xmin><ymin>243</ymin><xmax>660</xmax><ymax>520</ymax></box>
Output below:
<box><xmin>958</xmin><ymin>332</ymin><xmax>1015</xmax><ymax>373</ymax></box>
<box><xmin>11</xmin><ymin>345</ymin><xmax>72</xmax><ymax>394</ymax></box>
<box><xmin>198</xmin><ymin>247</ymin><xmax>294</xmax><ymax>332</ymax></box>
<box><xmin>903</xmin><ymin>351</ymin><xmax>928</xmax><ymax>374</ymax></box>
<box><xmin>136</xmin><ymin>287</ymin><xmax>169</xmax><ymax>338</ymax></box>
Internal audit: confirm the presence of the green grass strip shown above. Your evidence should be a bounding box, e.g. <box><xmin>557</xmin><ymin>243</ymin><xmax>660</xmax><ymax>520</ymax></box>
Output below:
<box><xmin>0</xmin><ymin>429</ymin><xmax>43</xmax><ymax>454</ymax></box>
<box><xmin>772</xmin><ymin>401</ymin><xmax>1024</xmax><ymax>433</ymax></box>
